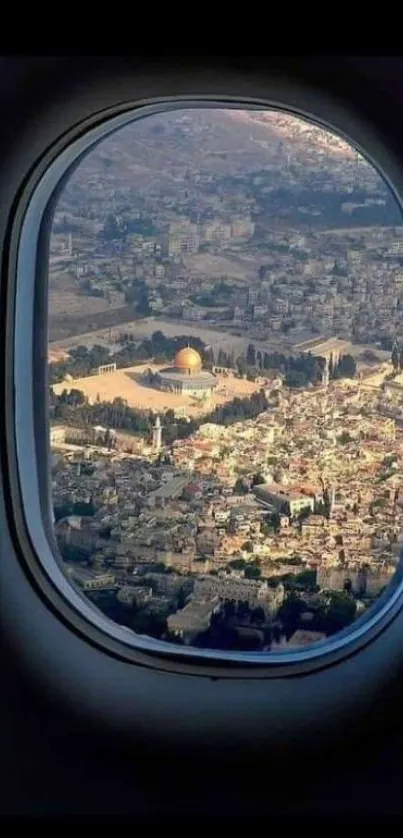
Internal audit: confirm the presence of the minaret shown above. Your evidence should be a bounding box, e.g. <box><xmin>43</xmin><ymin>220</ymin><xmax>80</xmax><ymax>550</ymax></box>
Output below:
<box><xmin>328</xmin><ymin>486</ymin><xmax>336</xmax><ymax>516</ymax></box>
<box><xmin>152</xmin><ymin>415</ymin><xmax>162</xmax><ymax>451</ymax></box>
<box><xmin>322</xmin><ymin>357</ymin><xmax>329</xmax><ymax>388</ymax></box>
<box><xmin>68</xmin><ymin>232</ymin><xmax>73</xmax><ymax>256</ymax></box>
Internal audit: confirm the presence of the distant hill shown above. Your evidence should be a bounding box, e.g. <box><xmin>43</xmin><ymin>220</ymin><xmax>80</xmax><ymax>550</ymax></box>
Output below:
<box><xmin>59</xmin><ymin>108</ymin><xmax>383</xmax><ymax>213</ymax></box>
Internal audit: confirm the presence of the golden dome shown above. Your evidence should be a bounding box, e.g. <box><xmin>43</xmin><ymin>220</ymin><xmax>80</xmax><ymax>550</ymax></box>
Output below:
<box><xmin>174</xmin><ymin>346</ymin><xmax>202</xmax><ymax>373</ymax></box>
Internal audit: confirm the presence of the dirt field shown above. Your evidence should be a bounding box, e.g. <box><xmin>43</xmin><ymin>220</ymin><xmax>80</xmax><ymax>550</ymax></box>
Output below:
<box><xmin>49</xmin><ymin>290</ymin><xmax>114</xmax><ymax>319</ymax></box>
<box><xmin>185</xmin><ymin>252</ymin><xmax>259</xmax><ymax>281</ymax></box>
<box><xmin>360</xmin><ymin>362</ymin><xmax>393</xmax><ymax>389</ymax></box>
<box><xmin>48</xmin><ymin>266</ymin><xmax>128</xmax><ymax>341</ymax></box>
<box><xmin>52</xmin><ymin>363</ymin><xmax>261</xmax><ymax>418</ymax></box>
<box><xmin>49</xmin><ymin>316</ymin><xmax>250</xmax><ymax>356</ymax></box>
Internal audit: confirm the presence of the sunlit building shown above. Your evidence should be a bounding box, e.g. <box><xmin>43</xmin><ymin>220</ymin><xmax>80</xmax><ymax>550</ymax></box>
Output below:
<box><xmin>148</xmin><ymin>347</ymin><xmax>216</xmax><ymax>397</ymax></box>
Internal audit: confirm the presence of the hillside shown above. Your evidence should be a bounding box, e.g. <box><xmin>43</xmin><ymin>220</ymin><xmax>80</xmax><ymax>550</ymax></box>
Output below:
<box><xmin>58</xmin><ymin>108</ymin><xmax>380</xmax><ymax>217</ymax></box>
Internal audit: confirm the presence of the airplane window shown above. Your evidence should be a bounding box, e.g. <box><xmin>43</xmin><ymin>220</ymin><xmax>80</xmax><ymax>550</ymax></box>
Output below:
<box><xmin>45</xmin><ymin>105</ymin><xmax>403</xmax><ymax>658</ymax></box>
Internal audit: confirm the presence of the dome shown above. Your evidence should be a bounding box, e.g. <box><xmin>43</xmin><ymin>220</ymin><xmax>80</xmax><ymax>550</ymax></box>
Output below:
<box><xmin>174</xmin><ymin>346</ymin><xmax>202</xmax><ymax>373</ymax></box>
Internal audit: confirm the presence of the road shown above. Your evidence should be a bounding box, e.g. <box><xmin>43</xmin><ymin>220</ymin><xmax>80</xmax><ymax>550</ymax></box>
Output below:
<box><xmin>48</xmin><ymin>315</ymin><xmax>293</xmax><ymax>359</ymax></box>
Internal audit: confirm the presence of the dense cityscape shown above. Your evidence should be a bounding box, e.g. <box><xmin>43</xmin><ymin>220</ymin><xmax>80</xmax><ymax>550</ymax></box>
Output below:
<box><xmin>48</xmin><ymin>108</ymin><xmax>403</xmax><ymax>653</ymax></box>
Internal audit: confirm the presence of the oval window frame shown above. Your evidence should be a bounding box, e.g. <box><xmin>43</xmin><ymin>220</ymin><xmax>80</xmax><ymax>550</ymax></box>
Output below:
<box><xmin>5</xmin><ymin>72</ymin><xmax>403</xmax><ymax>680</ymax></box>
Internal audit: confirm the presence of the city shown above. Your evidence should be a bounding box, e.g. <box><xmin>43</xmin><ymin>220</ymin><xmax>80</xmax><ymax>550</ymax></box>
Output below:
<box><xmin>48</xmin><ymin>107</ymin><xmax>403</xmax><ymax>653</ymax></box>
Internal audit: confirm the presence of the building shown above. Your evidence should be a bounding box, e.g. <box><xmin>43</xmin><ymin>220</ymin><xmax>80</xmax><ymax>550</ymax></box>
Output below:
<box><xmin>293</xmin><ymin>336</ymin><xmax>351</xmax><ymax>365</ymax></box>
<box><xmin>253</xmin><ymin>483</ymin><xmax>315</xmax><ymax>518</ymax></box>
<box><xmin>71</xmin><ymin>569</ymin><xmax>116</xmax><ymax>591</ymax></box>
<box><xmin>146</xmin><ymin>347</ymin><xmax>216</xmax><ymax>397</ymax></box>
<box><xmin>231</xmin><ymin>218</ymin><xmax>255</xmax><ymax>238</ymax></box>
<box><xmin>117</xmin><ymin>585</ymin><xmax>152</xmax><ymax>607</ymax></box>
<box><xmin>55</xmin><ymin>515</ymin><xmax>100</xmax><ymax>551</ymax></box>
<box><xmin>317</xmin><ymin>564</ymin><xmax>395</xmax><ymax>596</ymax></box>
<box><xmin>193</xmin><ymin>576</ymin><xmax>284</xmax><ymax>616</ymax></box>
<box><xmin>167</xmin><ymin>597</ymin><xmax>220</xmax><ymax>642</ymax></box>
<box><xmin>152</xmin><ymin>415</ymin><xmax>162</xmax><ymax>451</ymax></box>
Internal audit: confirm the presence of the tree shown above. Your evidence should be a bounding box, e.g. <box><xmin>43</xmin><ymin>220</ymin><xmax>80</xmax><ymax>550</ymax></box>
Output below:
<box><xmin>217</xmin><ymin>348</ymin><xmax>229</xmax><ymax>367</ymax></box>
<box><xmin>337</xmin><ymin>431</ymin><xmax>352</xmax><ymax>445</ymax></box>
<box><xmin>228</xmin><ymin>558</ymin><xmax>246</xmax><ymax>571</ymax></box>
<box><xmin>73</xmin><ymin>500</ymin><xmax>95</xmax><ymax>517</ymax></box>
<box><xmin>321</xmin><ymin>592</ymin><xmax>357</xmax><ymax>635</ymax></box>
<box><xmin>252</xmin><ymin>472</ymin><xmax>265</xmax><ymax>486</ymax></box>
<box><xmin>205</xmin><ymin>346</ymin><xmax>215</xmax><ymax>366</ymax></box>
<box><xmin>223</xmin><ymin>599</ymin><xmax>237</xmax><ymax>619</ymax></box>
<box><xmin>285</xmin><ymin>370</ymin><xmax>307</xmax><ymax>389</ymax></box>
<box><xmin>136</xmin><ymin>286</ymin><xmax>151</xmax><ymax>316</ymax></box>
<box><xmin>234</xmin><ymin>477</ymin><xmax>249</xmax><ymax>495</ymax></box>
<box><xmin>59</xmin><ymin>543</ymin><xmax>91</xmax><ymax>564</ymax></box>
<box><xmin>102</xmin><ymin>213</ymin><xmax>120</xmax><ymax>242</ymax></box>
<box><xmin>336</xmin><ymin>354</ymin><xmax>357</xmax><ymax>378</ymax></box>
<box><xmin>294</xmin><ymin>569</ymin><xmax>317</xmax><ymax>590</ymax></box>
<box><xmin>236</xmin><ymin>356</ymin><xmax>247</xmax><ymax>376</ymax></box>
<box><xmin>68</xmin><ymin>388</ymin><xmax>86</xmax><ymax>407</ymax></box>
<box><xmin>244</xmin><ymin>564</ymin><xmax>262</xmax><ymax>579</ymax></box>
<box><xmin>176</xmin><ymin>587</ymin><xmax>187</xmax><ymax>610</ymax></box>
<box><xmin>251</xmin><ymin>606</ymin><xmax>265</xmax><ymax>624</ymax></box>
<box><xmin>267</xmin><ymin>511</ymin><xmax>281</xmax><ymax>532</ymax></box>
<box><xmin>278</xmin><ymin>592</ymin><xmax>305</xmax><ymax>636</ymax></box>
<box><xmin>53</xmin><ymin>503</ymin><xmax>73</xmax><ymax>522</ymax></box>
<box><xmin>246</xmin><ymin>343</ymin><xmax>256</xmax><ymax>367</ymax></box>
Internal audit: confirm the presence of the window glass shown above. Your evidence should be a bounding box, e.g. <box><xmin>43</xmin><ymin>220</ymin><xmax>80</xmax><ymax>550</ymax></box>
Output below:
<box><xmin>48</xmin><ymin>107</ymin><xmax>402</xmax><ymax>654</ymax></box>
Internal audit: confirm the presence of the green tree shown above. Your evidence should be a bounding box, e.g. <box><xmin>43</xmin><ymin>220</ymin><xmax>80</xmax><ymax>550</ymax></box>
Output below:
<box><xmin>72</xmin><ymin>500</ymin><xmax>95</xmax><ymax>516</ymax></box>
<box><xmin>321</xmin><ymin>592</ymin><xmax>357</xmax><ymax>635</ymax></box>
<box><xmin>136</xmin><ymin>287</ymin><xmax>151</xmax><ymax>316</ymax></box>
<box><xmin>234</xmin><ymin>478</ymin><xmax>249</xmax><ymax>495</ymax></box>
<box><xmin>244</xmin><ymin>564</ymin><xmax>262</xmax><ymax>579</ymax></box>
<box><xmin>278</xmin><ymin>592</ymin><xmax>305</xmax><ymax>635</ymax></box>
<box><xmin>336</xmin><ymin>354</ymin><xmax>357</xmax><ymax>378</ymax></box>
<box><xmin>251</xmin><ymin>606</ymin><xmax>265</xmax><ymax>623</ymax></box>
<box><xmin>228</xmin><ymin>558</ymin><xmax>246</xmax><ymax>571</ymax></box>
<box><xmin>252</xmin><ymin>472</ymin><xmax>265</xmax><ymax>486</ymax></box>
<box><xmin>285</xmin><ymin>370</ymin><xmax>308</xmax><ymax>389</ymax></box>
<box><xmin>236</xmin><ymin>356</ymin><xmax>247</xmax><ymax>376</ymax></box>
<box><xmin>246</xmin><ymin>343</ymin><xmax>256</xmax><ymax>367</ymax></box>
<box><xmin>102</xmin><ymin>213</ymin><xmax>120</xmax><ymax>241</ymax></box>
<box><xmin>337</xmin><ymin>431</ymin><xmax>352</xmax><ymax>445</ymax></box>
<box><xmin>294</xmin><ymin>569</ymin><xmax>317</xmax><ymax>590</ymax></box>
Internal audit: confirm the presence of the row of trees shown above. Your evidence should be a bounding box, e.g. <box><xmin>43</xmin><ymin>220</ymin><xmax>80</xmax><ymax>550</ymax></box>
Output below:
<box><xmin>100</xmin><ymin>212</ymin><xmax>157</xmax><ymax>243</ymax></box>
<box><xmin>123</xmin><ymin>277</ymin><xmax>152</xmax><ymax>315</ymax></box>
<box><xmin>246</xmin><ymin>343</ymin><xmax>356</xmax><ymax>383</ymax></box>
<box><xmin>252</xmin><ymin>184</ymin><xmax>400</xmax><ymax>228</ymax></box>
<box><xmin>190</xmin><ymin>277</ymin><xmax>234</xmax><ymax>308</ymax></box>
<box><xmin>278</xmin><ymin>589</ymin><xmax>357</xmax><ymax>639</ymax></box>
<box><xmin>54</xmin><ymin>500</ymin><xmax>95</xmax><ymax>522</ymax></box>
<box><xmin>51</xmin><ymin>387</ymin><xmax>270</xmax><ymax>445</ymax></box>
<box><xmin>203</xmin><ymin>342</ymin><xmax>357</xmax><ymax>387</ymax></box>
<box><xmin>391</xmin><ymin>344</ymin><xmax>403</xmax><ymax>372</ymax></box>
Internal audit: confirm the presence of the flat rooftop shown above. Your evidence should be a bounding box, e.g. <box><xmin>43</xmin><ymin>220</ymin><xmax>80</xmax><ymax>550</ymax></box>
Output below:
<box><xmin>293</xmin><ymin>336</ymin><xmax>351</xmax><ymax>355</ymax></box>
<box><xmin>148</xmin><ymin>475</ymin><xmax>189</xmax><ymax>500</ymax></box>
